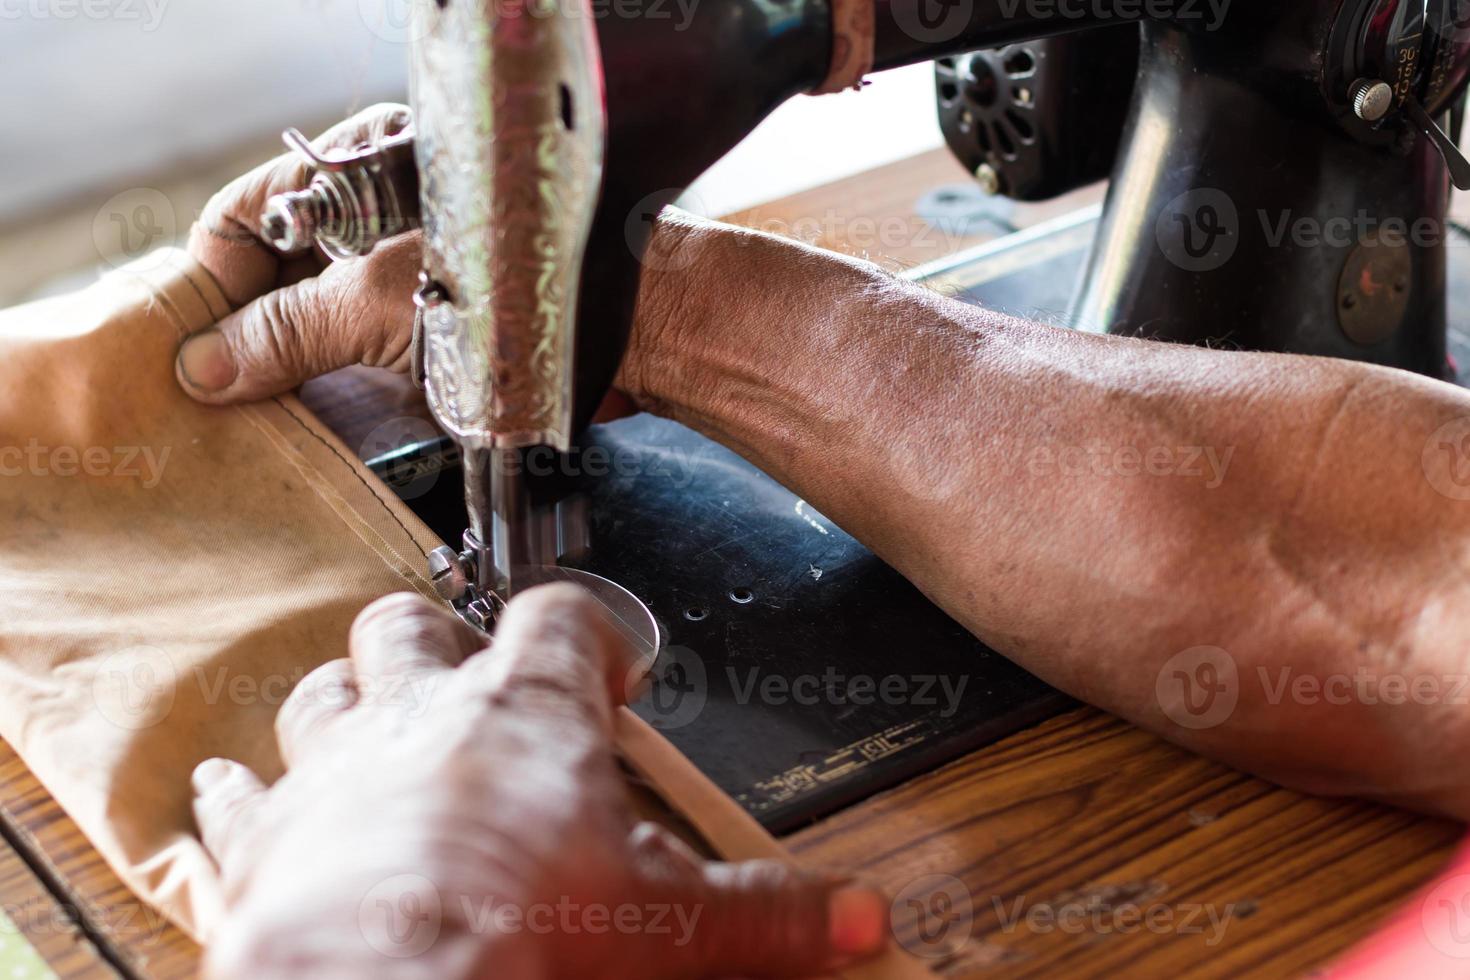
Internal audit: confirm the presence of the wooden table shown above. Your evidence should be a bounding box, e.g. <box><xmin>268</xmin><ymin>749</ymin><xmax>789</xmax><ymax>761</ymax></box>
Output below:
<box><xmin>0</xmin><ymin>149</ymin><xmax>1459</xmax><ymax>979</ymax></box>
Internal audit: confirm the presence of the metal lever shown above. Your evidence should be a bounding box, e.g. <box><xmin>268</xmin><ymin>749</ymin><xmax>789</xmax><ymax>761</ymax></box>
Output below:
<box><xmin>1404</xmin><ymin>95</ymin><xmax>1470</xmax><ymax>191</ymax></box>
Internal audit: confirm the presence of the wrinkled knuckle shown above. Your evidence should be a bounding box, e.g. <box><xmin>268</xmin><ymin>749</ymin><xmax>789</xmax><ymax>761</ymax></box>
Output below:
<box><xmin>494</xmin><ymin>667</ymin><xmax>589</xmax><ymax>708</ymax></box>
<box><xmin>354</xmin><ymin>254</ymin><xmax>416</xmax><ymax>369</ymax></box>
<box><xmin>321</xmin><ymin>272</ymin><xmax>375</xmax><ymax>361</ymax></box>
<box><xmin>278</xmin><ymin>662</ymin><xmax>353</xmax><ymax>729</ymax></box>
<box><xmin>247</xmin><ymin>289</ymin><xmax>303</xmax><ymax>372</ymax></box>
<box><xmin>701</xmin><ymin>860</ymin><xmax>815</xmax><ymax>959</ymax></box>
<box><xmin>724</xmin><ymin>859</ymin><xmax>801</xmax><ymax>897</ymax></box>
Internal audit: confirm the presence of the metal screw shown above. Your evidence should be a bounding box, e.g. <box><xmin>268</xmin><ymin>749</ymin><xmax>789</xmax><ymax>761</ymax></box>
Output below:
<box><xmin>975</xmin><ymin>163</ymin><xmax>1002</xmax><ymax>196</ymax></box>
<box><xmin>428</xmin><ymin>545</ymin><xmax>470</xmax><ymax>602</ymax></box>
<box><xmin>1351</xmin><ymin>79</ymin><xmax>1394</xmax><ymax>123</ymax></box>
<box><xmin>262</xmin><ymin>188</ymin><xmax>328</xmax><ymax>252</ymax></box>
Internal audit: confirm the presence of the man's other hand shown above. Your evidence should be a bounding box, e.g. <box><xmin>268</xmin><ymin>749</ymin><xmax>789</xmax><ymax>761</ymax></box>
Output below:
<box><xmin>193</xmin><ymin>585</ymin><xmax>887</xmax><ymax>979</ymax></box>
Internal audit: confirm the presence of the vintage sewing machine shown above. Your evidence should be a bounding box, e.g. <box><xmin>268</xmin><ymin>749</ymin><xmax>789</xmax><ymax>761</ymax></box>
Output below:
<box><xmin>263</xmin><ymin>0</ymin><xmax>1470</xmax><ymax>829</ymax></box>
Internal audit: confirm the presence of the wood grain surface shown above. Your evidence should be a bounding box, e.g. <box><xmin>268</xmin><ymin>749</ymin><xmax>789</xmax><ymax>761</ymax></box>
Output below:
<box><xmin>787</xmin><ymin>709</ymin><xmax>1460</xmax><ymax>977</ymax></box>
<box><xmin>0</xmin><ymin>149</ymin><xmax>1460</xmax><ymax>979</ymax></box>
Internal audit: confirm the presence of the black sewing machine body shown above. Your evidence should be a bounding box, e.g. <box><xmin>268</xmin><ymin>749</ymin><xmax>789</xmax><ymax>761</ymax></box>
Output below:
<box><xmin>342</xmin><ymin>0</ymin><xmax>1470</xmax><ymax>827</ymax></box>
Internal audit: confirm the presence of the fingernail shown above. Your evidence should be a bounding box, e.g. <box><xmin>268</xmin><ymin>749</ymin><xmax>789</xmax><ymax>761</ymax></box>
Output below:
<box><xmin>177</xmin><ymin>329</ymin><xmax>236</xmax><ymax>393</ymax></box>
<box><xmin>191</xmin><ymin>758</ymin><xmax>234</xmax><ymax>794</ymax></box>
<box><xmin>828</xmin><ymin>886</ymin><xmax>887</xmax><ymax>956</ymax></box>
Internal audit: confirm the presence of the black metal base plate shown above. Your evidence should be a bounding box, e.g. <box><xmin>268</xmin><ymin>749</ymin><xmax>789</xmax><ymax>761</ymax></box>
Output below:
<box><xmin>568</xmin><ymin>416</ymin><xmax>1073</xmax><ymax>833</ymax></box>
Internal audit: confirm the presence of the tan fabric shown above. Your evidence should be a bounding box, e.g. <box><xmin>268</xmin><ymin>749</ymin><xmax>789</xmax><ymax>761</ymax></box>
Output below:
<box><xmin>0</xmin><ymin>251</ymin><xmax>929</xmax><ymax>977</ymax></box>
<box><xmin>0</xmin><ymin>249</ymin><xmax>443</xmax><ymax>937</ymax></box>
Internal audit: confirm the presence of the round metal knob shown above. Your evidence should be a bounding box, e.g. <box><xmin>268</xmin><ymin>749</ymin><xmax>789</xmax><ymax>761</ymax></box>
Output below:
<box><xmin>261</xmin><ymin>189</ymin><xmax>323</xmax><ymax>253</ymax></box>
<box><xmin>1351</xmin><ymin>79</ymin><xmax>1394</xmax><ymax>123</ymax></box>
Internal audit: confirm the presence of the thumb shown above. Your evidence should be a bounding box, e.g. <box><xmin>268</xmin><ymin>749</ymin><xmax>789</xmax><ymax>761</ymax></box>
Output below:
<box><xmin>176</xmin><ymin>232</ymin><xmax>420</xmax><ymax>404</ymax></box>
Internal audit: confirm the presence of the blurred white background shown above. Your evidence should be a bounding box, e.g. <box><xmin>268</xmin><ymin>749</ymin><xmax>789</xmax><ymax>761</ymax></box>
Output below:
<box><xmin>0</xmin><ymin>0</ymin><xmax>942</xmax><ymax>304</ymax></box>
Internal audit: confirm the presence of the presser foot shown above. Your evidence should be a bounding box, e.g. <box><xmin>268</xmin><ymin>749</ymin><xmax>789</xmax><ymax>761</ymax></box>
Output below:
<box><xmin>426</xmin><ymin>544</ymin><xmax>662</xmax><ymax>678</ymax></box>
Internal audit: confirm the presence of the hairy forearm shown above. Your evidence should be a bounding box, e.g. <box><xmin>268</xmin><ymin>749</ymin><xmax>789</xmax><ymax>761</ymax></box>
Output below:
<box><xmin>625</xmin><ymin>217</ymin><xmax>1470</xmax><ymax>817</ymax></box>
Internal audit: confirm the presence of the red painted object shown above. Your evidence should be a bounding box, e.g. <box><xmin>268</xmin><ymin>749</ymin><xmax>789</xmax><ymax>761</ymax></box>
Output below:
<box><xmin>1328</xmin><ymin>837</ymin><xmax>1470</xmax><ymax>978</ymax></box>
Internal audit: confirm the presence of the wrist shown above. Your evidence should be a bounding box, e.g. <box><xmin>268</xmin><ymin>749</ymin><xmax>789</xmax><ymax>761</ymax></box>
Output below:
<box><xmin>618</xmin><ymin>210</ymin><xmax>717</xmax><ymax>415</ymax></box>
<box><xmin>619</xmin><ymin>213</ymin><xmax>891</xmax><ymax>439</ymax></box>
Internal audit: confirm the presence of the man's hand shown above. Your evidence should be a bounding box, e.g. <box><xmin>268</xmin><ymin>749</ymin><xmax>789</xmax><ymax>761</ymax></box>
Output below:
<box><xmin>175</xmin><ymin>103</ymin><xmax>668</xmax><ymax>423</ymax></box>
<box><xmin>193</xmin><ymin>585</ymin><xmax>887</xmax><ymax>980</ymax></box>
<box><xmin>177</xmin><ymin>103</ymin><xmax>426</xmax><ymax>402</ymax></box>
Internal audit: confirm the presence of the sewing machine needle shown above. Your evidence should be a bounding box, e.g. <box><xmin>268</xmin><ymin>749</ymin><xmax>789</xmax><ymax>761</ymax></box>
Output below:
<box><xmin>463</xmin><ymin>445</ymin><xmax>550</xmax><ymax>602</ymax></box>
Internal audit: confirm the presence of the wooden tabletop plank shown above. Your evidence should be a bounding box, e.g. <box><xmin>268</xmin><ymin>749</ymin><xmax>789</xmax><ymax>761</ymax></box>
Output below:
<box><xmin>786</xmin><ymin>709</ymin><xmax>1459</xmax><ymax>978</ymax></box>
<box><xmin>0</xmin><ymin>754</ymin><xmax>201</xmax><ymax>980</ymax></box>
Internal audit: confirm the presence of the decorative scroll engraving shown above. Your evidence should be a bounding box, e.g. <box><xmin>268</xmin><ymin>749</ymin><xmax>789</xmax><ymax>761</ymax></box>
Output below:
<box><xmin>410</xmin><ymin>0</ymin><xmax>605</xmax><ymax>450</ymax></box>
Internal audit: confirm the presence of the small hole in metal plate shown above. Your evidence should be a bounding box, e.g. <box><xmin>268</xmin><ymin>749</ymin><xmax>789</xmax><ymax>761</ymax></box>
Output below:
<box><xmin>728</xmin><ymin>588</ymin><xmax>754</xmax><ymax>604</ymax></box>
<box><xmin>559</xmin><ymin>83</ymin><xmax>575</xmax><ymax>131</ymax></box>
<box><xmin>684</xmin><ymin>606</ymin><xmax>708</xmax><ymax>622</ymax></box>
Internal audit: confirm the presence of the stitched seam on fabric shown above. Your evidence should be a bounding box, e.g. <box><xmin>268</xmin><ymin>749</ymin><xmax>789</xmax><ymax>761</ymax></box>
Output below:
<box><xmin>134</xmin><ymin>258</ymin><xmax>432</xmax><ymax>577</ymax></box>
<box><xmin>122</xmin><ymin>259</ymin><xmax>196</xmax><ymax>343</ymax></box>
<box><xmin>176</xmin><ymin>265</ymin><xmax>231</xmax><ymax>322</ymax></box>
<box><xmin>234</xmin><ymin>402</ymin><xmax>435</xmax><ymax>598</ymax></box>
<box><xmin>125</xmin><ymin>258</ymin><xmax>433</xmax><ymax>580</ymax></box>
<box><xmin>272</xmin><ymin>397</ymin><xmax>430</xmax><ymax>562</ymax></box>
